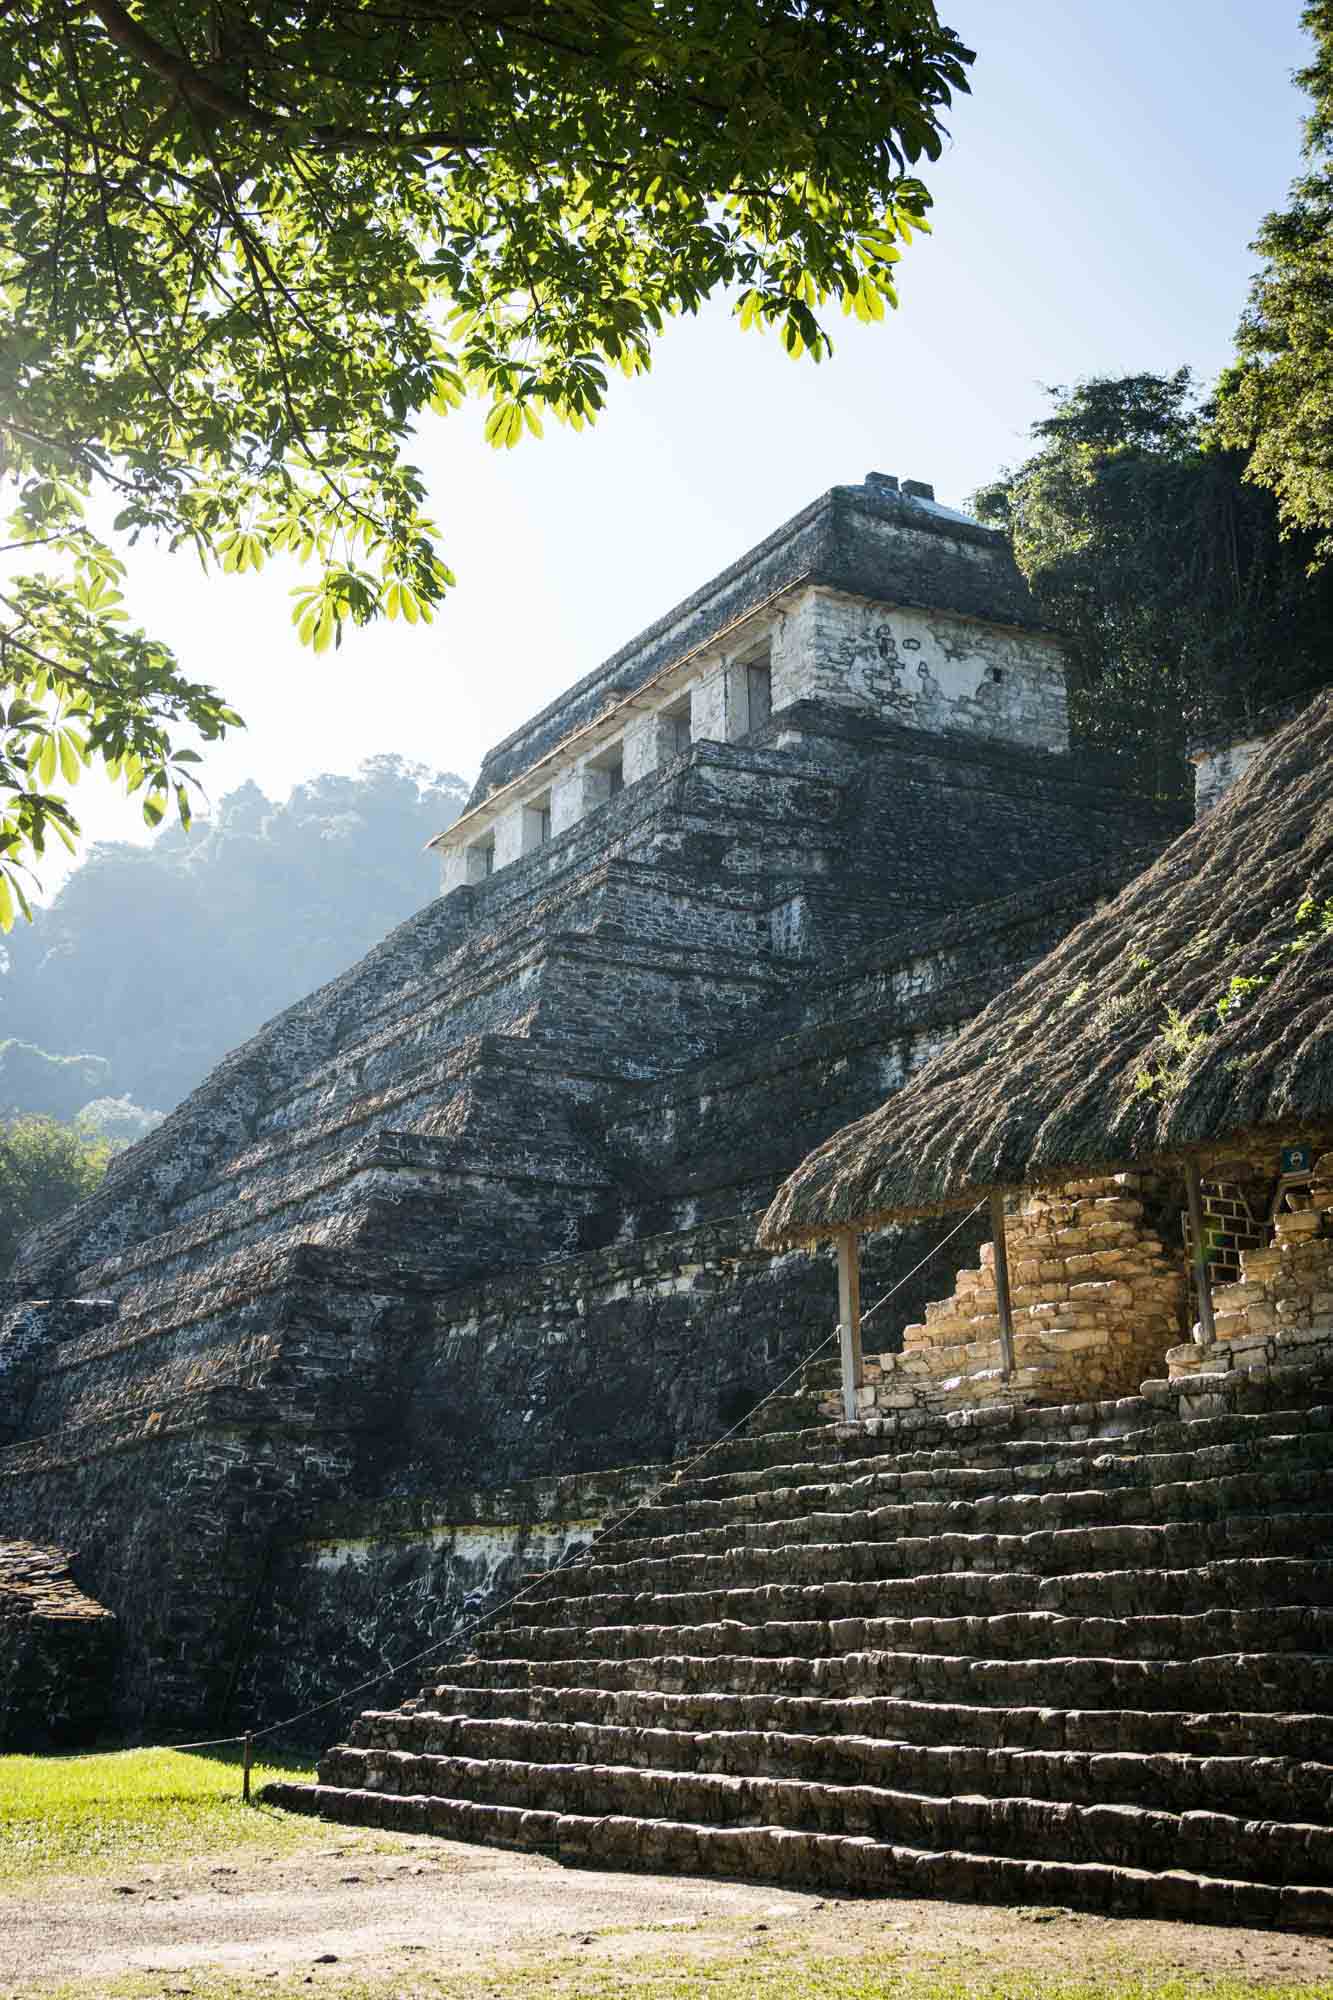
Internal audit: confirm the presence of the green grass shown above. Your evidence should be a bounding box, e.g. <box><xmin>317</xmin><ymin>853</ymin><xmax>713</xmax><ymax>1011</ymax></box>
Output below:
<box><xmin>7</xmin><ymin>1755</ymin><xmax>1333</xmax><ymax>1999</ymax></box>
<box><xmin>0</xmin><ymin>1743</ymin><xmax>317</xmax><ymax>1877</ymax></box>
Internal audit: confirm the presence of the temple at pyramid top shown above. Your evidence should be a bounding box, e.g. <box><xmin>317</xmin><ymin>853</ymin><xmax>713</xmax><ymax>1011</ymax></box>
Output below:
<box><xmin>431</xmin><ymin>471</ymin><xmax>1071</xmax><ymax>890</ymax></box>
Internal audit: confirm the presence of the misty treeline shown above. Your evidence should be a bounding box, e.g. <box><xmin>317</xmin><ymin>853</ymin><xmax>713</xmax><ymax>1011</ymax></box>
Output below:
<box><xmin>0</xmin><ymin>755</ymin><xmax>467</xmax><ymax>1125</ymax></box>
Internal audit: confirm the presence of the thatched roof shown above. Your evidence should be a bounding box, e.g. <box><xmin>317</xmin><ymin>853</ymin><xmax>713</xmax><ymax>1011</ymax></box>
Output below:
<box><xmin>761</xmin><ymin>691</ymin><xmax>1333</xmax><ymax>1244</ymax></box>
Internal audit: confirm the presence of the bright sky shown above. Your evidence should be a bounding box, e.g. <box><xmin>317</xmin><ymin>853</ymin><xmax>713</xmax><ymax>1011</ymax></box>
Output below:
<box><xmin>29</xmin><ymin>0</ymin><xmax>1313</xmax><ymax>899</ymax></box>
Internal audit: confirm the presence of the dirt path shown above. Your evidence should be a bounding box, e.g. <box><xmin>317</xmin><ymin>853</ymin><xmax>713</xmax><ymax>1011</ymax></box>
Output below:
<box><xmin>8</xmin><ymin>1828</ymin><xmax>1333</xmax><ymax>1996</ymax></box>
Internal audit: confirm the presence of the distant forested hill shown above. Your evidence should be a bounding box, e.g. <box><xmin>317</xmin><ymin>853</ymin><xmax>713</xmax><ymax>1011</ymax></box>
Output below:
<box><xmin>0</xmin><ymin>756</ymin><xmax>468</xmax><ymax>1119</ymax></box>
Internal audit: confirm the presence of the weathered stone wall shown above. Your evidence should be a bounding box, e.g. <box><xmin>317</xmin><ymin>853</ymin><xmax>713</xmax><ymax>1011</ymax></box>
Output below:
<box><xmin>1193</xmin><ymin>736</ymin><xmax>1266</xmax><ymax>817</ymax></box>
<box><xmin>0</xmin><ymin>1395</ymin><xmax>359</xmax><ymax>1731</ymax></box>
<box><xmin>772</xmin><ymin>589</ymin><xmax>1068</xmax><ymax>752</ymax></box>
<box><xmin>0</xmin><ymin>1540</ymin><xmax>116</xmax><ymax>1748</ymax></box>
<box><xmin>821</xmin><ymin>1174</ymin><xmax>1187</xmax><ymax>1420</ymax></box>
<box><xmin>1189</xmin><ymin>687</ymin><xmax>1329</xmax><ymax>816</ymax></box>
<box><xmin>1169</xmin><ymin>1148</ymin><xmax>1333</xmax><ymax>1384</ymax></box>
<box><xmin>235</xmin><ymin>1465</ymin><xmax>666</xmax><ymax>1741</ymax></box>
<box><xmin>593</xmin><ymin>859</ymin><xmax>1148</xmax><ymax>1239</ymax></box>
<box><xmin>0</xmin><ymin>1300</ymin><xmax>116</xmax><ymax>1442</ymax></box>
<box><xmin>0</xmin><ymin>1273</ymin><xmax>377</xmax><ymax>1733</ymax></box>
<box><xmin>382</xmin><ymin>1210</ymin><xmax>986</xmax><ymax>1494</ymax></box>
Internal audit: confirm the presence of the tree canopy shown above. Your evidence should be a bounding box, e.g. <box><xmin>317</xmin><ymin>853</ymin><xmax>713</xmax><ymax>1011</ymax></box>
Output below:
<box><xmin>971</xmin><ymin>371</ymin><xmax>1333</xmax><ymax>793</ymax></box>
<box><xmin>1216</xmin><ymin>1</ymin><xmax>1333</xmax><ymax>558</ymax></box>
<box><xmin>0</xmin><ymin>1</ymin><xmax>972</xmax><ymax>919</ymax></box>
<box><xmin>0</xmin><ymin>1114</ymin><xmax>112</xmax><ymax>1272</ymax></box>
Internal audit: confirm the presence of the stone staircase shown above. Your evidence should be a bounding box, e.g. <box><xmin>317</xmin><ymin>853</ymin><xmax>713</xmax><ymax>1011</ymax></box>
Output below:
<box><xmin>269</xmin><ymin>1376</ymin><xmax>1333</xmax><ymax>1928</ymax></box>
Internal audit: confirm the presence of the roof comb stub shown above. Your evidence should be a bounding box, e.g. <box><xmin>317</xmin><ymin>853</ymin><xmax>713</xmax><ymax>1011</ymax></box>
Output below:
<box><xmin>866</xmin><ymin>471</ymin><xmax>937</xmax><ymax>503</ymax></box>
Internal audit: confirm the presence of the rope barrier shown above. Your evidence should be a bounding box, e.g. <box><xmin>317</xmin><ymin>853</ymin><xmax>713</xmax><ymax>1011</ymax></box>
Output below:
<box><xmin>45</xmin><ymin>1201</ymin><xmax>987</xmax><ymax>1781</ymax></box>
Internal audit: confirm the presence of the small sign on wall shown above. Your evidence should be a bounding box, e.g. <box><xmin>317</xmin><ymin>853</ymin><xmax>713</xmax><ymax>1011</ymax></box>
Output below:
<box><xmin>1282</xmin><ymin>1145</ymin><xmax>1314</xmax><ymax>1175</ymax></box>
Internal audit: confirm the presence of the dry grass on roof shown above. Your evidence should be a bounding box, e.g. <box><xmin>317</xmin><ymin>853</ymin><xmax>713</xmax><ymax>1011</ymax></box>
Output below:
<box><xmin>761</xmin><ymin>691</ymin><xmax>1333</xmax><ymax>1245</ymax></box>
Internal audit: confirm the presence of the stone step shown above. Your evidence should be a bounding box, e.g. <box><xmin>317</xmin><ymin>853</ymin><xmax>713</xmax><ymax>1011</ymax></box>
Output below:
<box><xmin>476</xmin><ymin>1605</ymin><xmax>1333</xmax><ymax>1667</ymax></box>
<box><xmin>693</xmin><ymin>1375</ymin><xmax>1333</xmax><ymax>1482</ymax></box>
<box><xmin>713</xmin><ymin>1404</ymin><xmax>1148</xmax><ymax>1476</ymax></box>
<box><xmin>657</xmin><ymin>1427</ymin><xmax>1333</xmax><ymax>1522</ymax></box>
<box><xmin>541</xmin><ymin>1509</ymin><xmax>1333</xmax><ymax>1604</ymax></box>
<box><xmin>347</xmin><ymin>1710</ymin><xmax>1333</xmax><ymax>1824</ymax></box>
<box><xmin>597</xmin><ymin>1464</ymin><xmax>1333</xmax><ymax>1560</ymax></box>
<box><xmin>309</xmin><ymin>1748</ymin><xmax>1333</xmax><ymax>1891</ymax></box>
<box><xmin>436</xmin><ymin>1647</ymin><xmax>1333</xmax><ymax>1713</ymax></box>
<box><xmin>668</xmin><ymin>1404</ymin><xmax>1333</xmax><ymax>1502</ymax></box>
<box><xmin>701</xmin><ymin>1401</ymin><xmax>1164</xmax><ymax>1476</ymax></box>
<box><xmin>266</xmin><ymin>1781</ymin><xmax>1333</xmax><ymax>1928</ymax></box>
<box><xmin>407</xmin><ymin>1684</ymin><xmax>1333</xmax><ymax>1761</ymax></box>
<box><xmin>526</xmin><ymin>1444</ymin><xmax>1333</xmax><ymax>1600</ymax></box>
<box><xmin>508</xmin><ymin>1558</ymin><xmax>1333</xmax><ymax>1633</ymax></box>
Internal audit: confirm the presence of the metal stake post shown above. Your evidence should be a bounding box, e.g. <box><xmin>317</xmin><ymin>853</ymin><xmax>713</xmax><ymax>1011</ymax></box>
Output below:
<box><xmin>242</xmin><ymin>1731</ymin><xmax>254</xmax><ymax>1805</ymax></box>
<box><xmin>989</xmin><ymin>1190</ymin><xmax>1017</xmax><ymax>1382</ymax></box>
<box><xmin>836</xmin><ymin>1230</ymin><xmax>863</xmax><ymax>1424</ymax></box>
<box><xmin>1183</xmin><ymin>1158</ymin><xmax>1217</xmax><ymax>1344</ymax></box>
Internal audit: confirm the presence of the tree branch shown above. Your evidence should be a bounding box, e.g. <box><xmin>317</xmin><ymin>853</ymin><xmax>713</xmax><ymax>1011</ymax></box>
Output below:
<box><xmin>86</xmin><ymin>0</ymin><xmax>480</xmax><ymax>152</ymax></box>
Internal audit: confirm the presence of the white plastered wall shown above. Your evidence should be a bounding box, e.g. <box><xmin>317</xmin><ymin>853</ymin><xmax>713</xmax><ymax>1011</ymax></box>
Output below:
<box><xmin>690</xmin><ymin>651</ymin><xmax>769</xmax><ymax>746</ymax></box>
<box><xmin>770</xmin><ymin>587</ymin><xmax>1069</xmax><ymax>752</ymax></box>
<box><xmin>1192</xmin><ymin>736</ymin><xmax>1264</xmax><ymax>817</ymax></box>
<box><xmin>623</xmin><ymin>711</ymin><xmax>688</xmax><ymax>783</ymax></box>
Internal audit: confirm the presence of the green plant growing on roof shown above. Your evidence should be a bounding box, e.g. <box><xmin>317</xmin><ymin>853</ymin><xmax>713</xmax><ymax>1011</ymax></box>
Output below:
<box><xmin>1214</xmin><ymin>894</ymin><xmax>1333</xmax><ymax>1024</ymax></box>
<box><xmin>1133</xmin><ymin>1005</ymin><xmax>1207</xmax><ymax>1101</ymax></box>
<box><xmin>1130</xmin><ymin>893</ymin><xmax>1333</xmax><ymax>1100</ymax></box>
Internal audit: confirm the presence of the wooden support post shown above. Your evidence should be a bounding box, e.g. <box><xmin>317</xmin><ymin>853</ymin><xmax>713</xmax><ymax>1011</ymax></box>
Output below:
<box><xmin>836</xmin><ymin>1230</ymin><xmax>863</xmax><ymax>1424</ymax></box>
<box><xmin>1184</xmin><ymin>1157</ymin><xmax>1217</xmax><ymax>1344</ymax></box>
<box><xmin>989</xmin><ymin>1190</ymin><xmax>1016</xmax><ymax>1382</ymax></box>
<box><xmin>242</xmin><ymin>1730</ymin><xmax>254</xmax><ymax>1805</ymax></box>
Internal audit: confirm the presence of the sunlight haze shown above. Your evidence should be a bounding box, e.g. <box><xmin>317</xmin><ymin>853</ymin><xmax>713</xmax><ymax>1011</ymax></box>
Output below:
<box><xmin>27</xmin><ymin>0</ymin><xmax>1309</xmax><ymax>900</ymax></box>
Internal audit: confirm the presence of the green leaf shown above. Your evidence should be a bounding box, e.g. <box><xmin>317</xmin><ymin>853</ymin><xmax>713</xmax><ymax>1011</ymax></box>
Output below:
<box><xmin>0</xmin><ymin>0</ymin><xmax>970</xmax><ymax>876</ymax></box>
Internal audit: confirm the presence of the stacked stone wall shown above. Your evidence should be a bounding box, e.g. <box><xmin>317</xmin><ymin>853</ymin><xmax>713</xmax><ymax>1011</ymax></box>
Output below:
<box><xmin>0</xmin><ymin>1301</ymin><xmax>116</xmax><ymax>1443</ymax></box>
<box><xmin>820</xmin><ymin>1175</ymin><xmax>1186</xmax><ymax>1420</ymax></box>
<box><xmin>10</xmin><ymin>1247</ymin><xmax>401</xmax><ymax>1461</ymax></box>
<box><xmin>1168</xmin><ymin>1148</ymin><xmax>1333</xmax><ymax>1384</ymax></box>
<box><xmin>0</xmin><ymin>1541</ymin><xmax>116</xmax><ymax>1748</ymax></box>
<box><xmin>236</xmin><ymin>1465</ymin><xmax>666</xmax><ymax>1742</ymax></box>
<box><xmin>597</xmin><ymin>854</ymin><xmax>1164</xmax><ymax>1240</ymax></box>
<box><xmin>386</xmin><ymin>1209</ymin><xmax>987</xmax><ymax>1493</ymax></box>
<box><xmin>0</xmin><ymin>1391</ymin><xmax>357</xmax><ymax>1732</ymax></box>
<box><xmin>773</xmin><ymin>589</ymin><xmax>1069</xmax><ymax>751</ymax></box>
